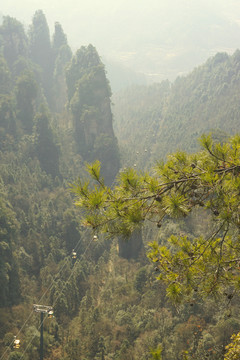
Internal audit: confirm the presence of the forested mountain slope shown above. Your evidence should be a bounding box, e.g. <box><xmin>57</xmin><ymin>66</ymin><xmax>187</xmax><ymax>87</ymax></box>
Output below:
<box><xmin>113</xmin><ymin>51</ymin><xmax>240</xmax><ymax>168</ymax></box>
<box><xmin>0</xmin><ymin>10</ymin><xmax>122</xmax><ymax>360</ymax></box>
<box><xmin>1</xmin><ymin>9</ymin><xmax>240</xmax><ymax>360</ymax></box>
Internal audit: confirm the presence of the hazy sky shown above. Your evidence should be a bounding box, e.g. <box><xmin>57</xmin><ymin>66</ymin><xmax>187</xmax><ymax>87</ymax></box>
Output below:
<box><xmin>1</xmin><ymin>0</ymin><xmax>240</xmax><ymax>81</ymax></box>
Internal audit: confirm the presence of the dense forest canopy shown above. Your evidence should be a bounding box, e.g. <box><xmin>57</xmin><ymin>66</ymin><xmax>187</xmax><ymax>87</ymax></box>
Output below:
<box><xmin>113</xmin><ymin>50</ymin><xmax>240</xmax><ymax>171</ymax></box>
<box><xmin>0</xmin><ymin>9</ymin><xmax>240</xmax><ymax>360</ymax></box>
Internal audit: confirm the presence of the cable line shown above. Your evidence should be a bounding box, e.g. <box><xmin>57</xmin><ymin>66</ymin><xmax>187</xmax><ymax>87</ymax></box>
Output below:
<box><xmin>1</xmin><ymin>231</ymin><xmax>97</xmax><ymax>360</ymax></box>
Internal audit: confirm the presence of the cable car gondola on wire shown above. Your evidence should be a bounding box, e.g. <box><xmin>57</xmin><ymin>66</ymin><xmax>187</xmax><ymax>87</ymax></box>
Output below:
<box><xmin>48</xmin><ymin>309</ymin><xmax>54</xmax><ymax>318</ymax></box>
<box><xmin>13</xmin><ymin>337</ymin><xmax>20</xmax><ymax>349</ymax></box>
<box><xmin>72</xmin><ymin>249</ymin><xmax>77</xmax><ymax>260</ymax></box>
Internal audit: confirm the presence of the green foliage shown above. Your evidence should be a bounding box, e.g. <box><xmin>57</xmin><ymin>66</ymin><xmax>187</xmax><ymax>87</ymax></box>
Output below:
<box><xmin>29</xmin><ymin>10</ymin><xmax>52</xmax><ymax>68</ymax></box>
<box><xmin>113</xmin><ymin>51</ymin><xmax>240</xmax><ymax>173</ymax></box>
<box><xmin>149</xmin><ymin>345</ymin><xmax>162</xmax><ymax>360</ymax></box>
<box><xmin>225</xmin><ymin>332</ymin><xmax>240</xmax><ymax>360</ymax></box>
<box><xmin>34</xmin><ymin>107</ymin><xmax>60</xmax><ymax>177</ymax></box>
<box><xmin>134</xmin><ymin>267</ymin><xmax>148</xmax><ymax>293</ymax></box>
<box><xmin>52</xmin><ymin>22</ymin><xmax>72</xmax><ymax>112</ymax></box>
<box><xmin>90</xmin><ymin>134</ymin><xmax>120</xmax><ymax>185</ymax></box>
<box><xmin>2</xmin><ymin>9</ymin><xmax>240</xmax><ymax>360</ymax></box>
<box><xmin>15</xmin><ymin>70</ymin><xmax>38</xmax><ymax>133</ymax></box>
<box><xmin>0</xmin><ymin>16</ymin><xmax>28</xmax><ymax>68</ymax></box>
<box><xmin>62</xmin><ymin>208</ymin><xmax>82</xmax><ymax>252</ymax></box>
<box><xmin>0</xmin><ymin>94</ymin><xmax>17</xmax><ymax>149</ymax></box>
<box><xmin>8</xmin><ymin>351</ymin><xmax>25</xmax><ymax>360</ymax></box>
<box><xmin>66</xmin><ymin>44</ymin><xmax>104</xmax><ymax>100</ymax></box>
<box><xmin>3</xmin><ymin>332</ymin><xmax>14</xmax><ymax>346</ymax></box>
<box><xmin>73</xmin><ymin>135</ymin><xmax>240</xmax><ymax>301</ymax></box>
<box><xmin>0</xmin><ymin>56</ymin><xmax>11</xmax><ymax>93</ymax></box>
<box><xmin>52</xmin><ymin>22</ymin><xmax>68</xmax><ymax>53</ymax></box>
<box><xmin>66</xmin><ymin>44</ymin><xmax>119</xmax><ymax>181</ymax></box>
<box><xmin>0</xmin><ymin>194</ymin><xmax>20</xmax><ymax>306</ymax></box>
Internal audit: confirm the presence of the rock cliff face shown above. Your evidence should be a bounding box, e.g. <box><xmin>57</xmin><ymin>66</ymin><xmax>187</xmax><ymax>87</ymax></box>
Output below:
<box><xmin>118</xmin><ymin>230</ymin><xmax>143</xmax><ymax>259</ymax></box>
<box><xmin>82</xmin><ymin>97</ymin><xmax>114</xmax><ymax>149</ymax></box>
<box><xmin>66</xmin><ymin>44</ymin><xmax>120</xmax><ymax>184</ymax></box>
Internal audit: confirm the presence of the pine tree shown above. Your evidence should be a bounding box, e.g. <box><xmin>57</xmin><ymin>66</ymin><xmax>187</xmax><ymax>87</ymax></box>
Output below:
<box><xmin>72</xmin><ymin>134</ymin><xmax>240</xmax><ymax>301</ymax></box>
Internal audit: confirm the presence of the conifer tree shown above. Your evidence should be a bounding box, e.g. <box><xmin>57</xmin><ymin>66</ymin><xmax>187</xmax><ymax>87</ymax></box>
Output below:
<box><xmin>72</xmin><ymin>134</ymin><xmax>240</xmax><ymax>301</ymax></box>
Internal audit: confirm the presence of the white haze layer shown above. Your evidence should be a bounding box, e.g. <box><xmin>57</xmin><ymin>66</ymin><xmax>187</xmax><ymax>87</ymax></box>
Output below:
<box><xmin>1</xmin><ymin>0</ymin><xmax>240</xmax><ymax>82</ymax></box>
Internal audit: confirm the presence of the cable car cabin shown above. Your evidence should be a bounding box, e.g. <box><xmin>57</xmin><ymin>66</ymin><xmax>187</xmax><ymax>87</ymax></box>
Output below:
<box><xmin>48</xmin><ymin>310</ymin><xmax>54</xmax><ymax>318</ymax></box>
<box><xmin>13</xmin><ymin>338</ymin><xmax>20</xmax><ymax>349</ymax></box>
<box><xmin>72</xmin><ymin>250</ymin><xmax>77</xmax><ymax>259</ymax></box>
<box><xmin>93</xmin><ymin>235</ymin><xmax>98</xmax><ymax>241</ymax></box>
